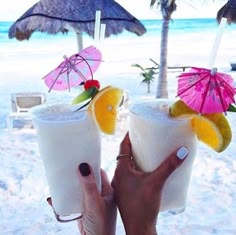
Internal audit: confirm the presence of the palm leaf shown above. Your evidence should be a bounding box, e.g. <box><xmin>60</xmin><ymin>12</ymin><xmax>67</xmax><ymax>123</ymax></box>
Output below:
<box><xmin>132</xmin><ymin>63</ymin><xmax>145</xmax><ymax>71</ymax></box>
<box><xmin>228</xmin><ymin>104</ymin><xmax>236</xmax><ymax>112</ymax></box>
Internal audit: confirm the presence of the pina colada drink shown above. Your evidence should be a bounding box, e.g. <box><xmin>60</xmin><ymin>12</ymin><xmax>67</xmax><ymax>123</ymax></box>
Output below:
<box><xmin>31</xmin><ymin>104</ymin><xmax>101</xmax><ymax>221</ymax></box>
<box><xmin>129</xmin><ymin>100</ymin><xmax>197</xmax><ymax>213</ymax></box>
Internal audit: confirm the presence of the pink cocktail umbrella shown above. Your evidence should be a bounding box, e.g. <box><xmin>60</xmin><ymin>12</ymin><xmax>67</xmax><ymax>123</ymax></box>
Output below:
<box><xmin>177</xmin><ymin>67</ymin><xmax>236</xmax><ymax>114</ymax></box>
<box><xmin>176</xmin><ymin>1</ymin><xmax>236</xmax><ymax>114</ymax></box>
<box><xmin>43</xmin><ymin>45</ymin><xmax>102</xmax><ymax>92</ymax></box>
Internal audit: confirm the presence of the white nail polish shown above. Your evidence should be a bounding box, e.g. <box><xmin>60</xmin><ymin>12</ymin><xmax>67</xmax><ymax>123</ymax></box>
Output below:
<box><xmin>177</xmin><ymin>146</ymin><xmax>189</xmax><ymax>160</ymax></box>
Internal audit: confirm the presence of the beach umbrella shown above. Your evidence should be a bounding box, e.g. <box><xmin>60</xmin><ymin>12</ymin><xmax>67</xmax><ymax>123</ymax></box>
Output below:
<box><xmin>177</xmin><ymin>67</ymin><xmax>236</xmax><ymax>114</ymax></box>
<box><xmin>43</xmin><ymin>45</ymin><xmax>102</xmax><ymax>92</ymax></box>
<box><xmin>217</xmin><ymin>0</ymin><xmax>236</xmax><ymax>24</ymax></box>
<box><xmin>8</xmin><ymin>0</ymin><xmax>146</xmax><ymax>51</ymax></box>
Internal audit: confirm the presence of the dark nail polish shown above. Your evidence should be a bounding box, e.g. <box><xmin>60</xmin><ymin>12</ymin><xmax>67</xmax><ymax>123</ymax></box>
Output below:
<box><xmin>79</xmin><ymin>163</ymin><xmax>91</xmax><ymax>177</ymax></box>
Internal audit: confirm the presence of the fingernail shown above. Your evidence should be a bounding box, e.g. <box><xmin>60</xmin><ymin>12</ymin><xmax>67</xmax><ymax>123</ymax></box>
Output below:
<box><xmin>79</xmin><ymin>163</ymin><xmax>91</xmax><ymax>177</ymax></box>
<box><xmin>177</xmin><ymin>146</ymin><xmax>189</xmax><ymax>160</ymax></box>
<box><xmin>46</xmin><ymin>197</ymin><xmax>52</xmax><ymax>206</ymax></box>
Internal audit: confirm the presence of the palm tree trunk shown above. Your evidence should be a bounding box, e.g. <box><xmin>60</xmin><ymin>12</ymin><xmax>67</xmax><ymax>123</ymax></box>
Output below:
<box><xmin>153</xmin><ymin>0</ymin><xmax>176</xmax><ymax>98</ymax></box>
<box><xmin>156</xmin><ymin>18</ymin><xmax>169</xmax><ymax>98</ymax></box>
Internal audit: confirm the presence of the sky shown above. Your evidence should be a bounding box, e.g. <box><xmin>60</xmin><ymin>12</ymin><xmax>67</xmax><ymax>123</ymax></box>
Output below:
<box><xmin>0</xmin><ymin>0</ymin><xmax>226</xmax><ymax>21</ymax></box>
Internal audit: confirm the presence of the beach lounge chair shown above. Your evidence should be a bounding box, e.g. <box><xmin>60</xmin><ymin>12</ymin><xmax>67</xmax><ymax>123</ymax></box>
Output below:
<box><xmin>149</xmin><ymin>58</ymin><xmax>191</xmax><ymax>72</ymax></box>
<box><xmin>7</xmin><ymin>92</ymin><xmax>46</xmax><ymax>130</ymax></box>
<box><xmin>167</xmin><ymin>65</ymin><xmax>191</xmax><ymax>72</ymax></box>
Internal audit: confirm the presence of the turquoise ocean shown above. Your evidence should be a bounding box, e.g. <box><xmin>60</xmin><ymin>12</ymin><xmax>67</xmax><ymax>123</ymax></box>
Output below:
<box><xmin>2</xmin><ymin>18</ymin><xmax>236</xmax><ymax>42</ymax></box>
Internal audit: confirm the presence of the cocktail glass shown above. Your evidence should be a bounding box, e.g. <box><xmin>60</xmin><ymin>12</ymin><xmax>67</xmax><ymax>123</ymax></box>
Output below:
<box><xmin>129</xmin><ymin>99</ymin><xmax>197</xmax><ymax>214</ymax></box>
<box><xmin>31</xmin><ymin>104</ymin><xmax>101</xmax><ymax>222</ymax></box>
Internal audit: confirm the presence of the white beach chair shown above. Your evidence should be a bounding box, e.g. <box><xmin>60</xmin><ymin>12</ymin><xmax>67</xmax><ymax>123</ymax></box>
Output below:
<box><xmin>118</xmin><ymin>90</ymin><xmax>129</xmax><ymax>122</ymax></box>
<box><xmin>7</xmin><ymin>92</ymin><xmax>46</xmax><ymax>131</ymax></box>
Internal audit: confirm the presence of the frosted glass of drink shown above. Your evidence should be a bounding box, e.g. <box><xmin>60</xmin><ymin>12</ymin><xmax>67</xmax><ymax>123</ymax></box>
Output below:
<box><xmin>129</xmin><ymin>100</ymin><xmax>197</xmax><ymax>214</ymax></box>
<box><xmin>31</xmin><ymin>104</ymin><xmax>101</xmax><ymax>222</ymax></box>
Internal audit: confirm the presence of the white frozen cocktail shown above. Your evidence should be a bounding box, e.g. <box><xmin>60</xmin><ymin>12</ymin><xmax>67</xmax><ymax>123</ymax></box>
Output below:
<box><xmin>31</xmin><ymin>104</ymin><xmax>101</xmax><ymax>221</ymax></box>
<box><xmin>129</xmin><ymin>99</ymin><xmax>197</xmax><ymax>213</ymax></box>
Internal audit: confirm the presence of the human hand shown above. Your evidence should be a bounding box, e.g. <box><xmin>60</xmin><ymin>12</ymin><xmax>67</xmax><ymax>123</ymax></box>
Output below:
<box><xmin>77</xmin><ymin>163</ymin><xmax>117</xmax><ymax>235</ymax></box>
<box><xmin>112</xmin><ymin>133</ymin><xmax>189</xmax><ymax>235</ymax></box>
<box><xmin>47</xmin><ymin>164</ymin><xmax>117</xmax><ymax>235</ymax></box>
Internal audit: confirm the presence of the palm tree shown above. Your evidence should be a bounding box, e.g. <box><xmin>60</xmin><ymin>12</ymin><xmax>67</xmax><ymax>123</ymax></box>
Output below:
<box><xmin>150</xmin><ymin>0</ymin><xmax>177</xmax><ymax>98</ymax></box>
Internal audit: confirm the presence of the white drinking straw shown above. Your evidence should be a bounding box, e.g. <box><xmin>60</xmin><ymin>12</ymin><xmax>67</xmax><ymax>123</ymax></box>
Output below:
<box><xmin>98</xmin><ymin>23</ymin><xmax>106</xmax><ymax>48</ymax></box>
<box><xmin>208</xmin><ymin>18</ymin><xmax>227</xmax><ymax>69</ymax></box>
<box><xmin>94</xmin><ymin>10</ymin><xmax>101</xmax><ymax>46</ymax></box>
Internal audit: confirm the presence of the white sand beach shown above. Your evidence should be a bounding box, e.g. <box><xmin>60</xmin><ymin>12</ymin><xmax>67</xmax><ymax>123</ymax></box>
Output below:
<box><xmin>1</xmin><ymin>20</ymin><xmax>236</xmax><ymax>235</ymax></box>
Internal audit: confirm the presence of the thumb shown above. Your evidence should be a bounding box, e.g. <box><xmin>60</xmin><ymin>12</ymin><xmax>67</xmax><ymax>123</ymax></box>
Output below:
<box><xmin>151</xmin><ymin>146</ymin><xmax>189</xmax><ymax>185</ymax></box>
<box><xmin>78</xmin><ymin>163</ymin><xmax>101</xmax><ymax>205</ymax></box>
<box><xmin>100</xmin><ymin>169</ymin><xmax>113</xmax><ymax>198</ymax></box>
<box><xmin>116</xmin><ymin>132</ymin><xmax>133</xmax><ymax>174</ymax></box>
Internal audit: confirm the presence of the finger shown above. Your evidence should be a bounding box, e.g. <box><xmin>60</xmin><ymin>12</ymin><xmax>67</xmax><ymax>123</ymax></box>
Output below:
<box><xmin>118</xmin><ymin>132</ymin><xmax>132</xmax><ymax>156</ymax></box>
<box><xmin>151</xmin><ymin>146</ymin><xmax>189</xmax><ymax>184</ymax></box>
<box><xmin>100</xmin><ymin>169</ymin><xmax>113</xmax><ymax>198</ymax></box>
<box><xmin>116</xmin><ymin>132</ymin><xmax>133</xmax><ymax>170</ymax></box>
<box><xmin>78</xmin><ymin>163</ymin><xmax>101</xmax><ymax>205</ymax></box>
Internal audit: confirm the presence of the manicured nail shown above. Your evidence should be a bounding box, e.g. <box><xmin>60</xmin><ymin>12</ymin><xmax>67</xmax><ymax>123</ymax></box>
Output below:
<box><xmin>177</xmin><ymin>146</ymin><xmax>189</xmax><ymax>160</ymax></box>
<box><xmin>46</xmin><ymin>197</ymin><xmax>52</xmax><ymax>206</ymax></box>
<box><xmin>79</xmin><ymin>163</ymin><xmax>91</xmax><ymax>177</ymax></box>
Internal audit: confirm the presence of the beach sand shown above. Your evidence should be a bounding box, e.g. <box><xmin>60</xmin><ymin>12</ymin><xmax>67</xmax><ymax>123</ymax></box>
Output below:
<box><xmin>1</xmin><ymin>29</ymin><xmax>236</xmax><ymax>235</ymax></box>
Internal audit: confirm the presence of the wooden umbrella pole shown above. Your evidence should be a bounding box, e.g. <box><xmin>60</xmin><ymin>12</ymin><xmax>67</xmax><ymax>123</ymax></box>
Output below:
<box><xmin>76</xmin><ymin>32</ymin><xmax>83</xmax><ymax>52</ymax></box>
<box><xmin>65</xmin><ymin>23</ymin><xmax>83</xmax><ymax>52</ymax></box>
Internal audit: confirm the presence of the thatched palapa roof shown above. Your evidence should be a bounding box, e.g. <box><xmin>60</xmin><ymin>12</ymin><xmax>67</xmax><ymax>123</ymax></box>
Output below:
<box><xmin>217</xmin><ymin>0</ymin><xmax>236</xmax><ymax>24</ymax></box>
<box><xmin>8</xmin><ymin>0</ymin><xmax>146</xmax><ymax>41</ymax></box>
